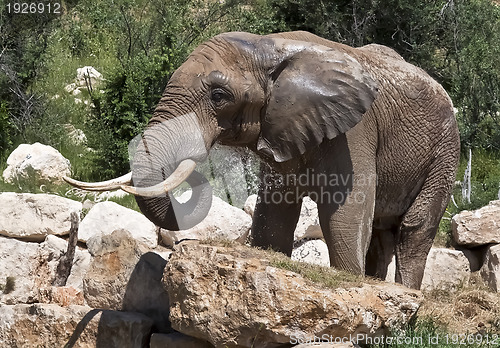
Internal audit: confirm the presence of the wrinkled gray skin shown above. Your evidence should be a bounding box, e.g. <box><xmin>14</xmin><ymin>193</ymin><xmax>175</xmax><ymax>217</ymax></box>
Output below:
<box><xmin>132</xmin><ymin>31</ymin><xmax>460</xmax><ymax>289</ymax></box>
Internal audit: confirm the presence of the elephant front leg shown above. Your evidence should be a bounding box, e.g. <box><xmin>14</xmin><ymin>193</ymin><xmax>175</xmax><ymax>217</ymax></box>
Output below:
<box><xmin>251</xmin><ymin>182</ymin><xmax>303</xmax><ymax>256</ymax></box>
<box><xmin>317</xmin><ymin>181</ymin><xmax>376</xmax><ymax>275</ymax></box>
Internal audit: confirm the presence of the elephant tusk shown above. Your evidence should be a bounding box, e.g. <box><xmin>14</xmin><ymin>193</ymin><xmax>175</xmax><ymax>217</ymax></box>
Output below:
<box><xmin>120</xmin><ymin>159</ymin><xmax>196</xmax><ymax>197</ymax></box>
<box><xmin>63</xmin><ymin>172</ymin><xmax>132</xmax><ymax>191</ymax></box>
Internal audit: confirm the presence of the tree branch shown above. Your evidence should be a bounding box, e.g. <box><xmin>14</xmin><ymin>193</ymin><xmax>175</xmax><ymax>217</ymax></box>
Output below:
<box><xmin>53</xmin><ymin>212</ymin><xmax>79</xmax><ymax>287</ymax></box>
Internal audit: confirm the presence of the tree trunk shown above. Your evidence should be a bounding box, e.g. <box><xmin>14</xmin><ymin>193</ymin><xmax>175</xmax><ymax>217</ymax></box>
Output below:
<box><xmin>53</xmin><ymin>212</ymin><xmax>79</xmax><ymax>287</ymax></box>
<box><xmin>462</xmin><ymin>148</ymin><xmax>472</xmax><ymax>205</ymax></box>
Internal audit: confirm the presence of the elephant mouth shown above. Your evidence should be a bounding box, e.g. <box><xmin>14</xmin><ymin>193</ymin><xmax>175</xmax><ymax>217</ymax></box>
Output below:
<box><xmin>63</xmin><ymin>158</ymin><xmax>197</xmax><ymax>198</ymax></box>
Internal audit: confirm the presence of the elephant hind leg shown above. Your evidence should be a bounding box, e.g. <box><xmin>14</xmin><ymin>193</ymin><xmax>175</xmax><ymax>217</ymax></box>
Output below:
<box><xmin>365</xmin><ymin>219</ymin><xmax>399</xmax><ymax>280</ymax></box>
<box><xmin>395</xmin><ymin>166</ymin><xmax>455</xmax><ymax>289</ymax></box>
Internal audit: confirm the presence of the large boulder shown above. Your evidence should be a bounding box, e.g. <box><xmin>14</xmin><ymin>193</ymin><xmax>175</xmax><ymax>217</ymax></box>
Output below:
<box><xmin>480</xmin><ymin>244</ymin><xmax>500</xmax><ymax>292</ymax></box>
<box><xmin>2</xmin><ymin>143</ymin><xmax>71</xmax><ymax>187</ymax></box>
<box><xmin>385</xmin><ymin>248</ymin><xmax>471</xmax><ymax>292</ymax></box>
<box><xmin>0</xmin><ymin>303</ymin><xmax>153</xmax><ymax>348</ymax></box>
<box><xmin>0</xmin><ymin>235</ymin><xmax>90</xmax><ymax>305</ymax></box>
<box><xmin>83</xmin><ymin>229</ymin><xmax>171</xmax><ymax>332</ymax></box>
<box><xmin>76</xmin><ymin>66</ymin><xmax>103</xmax><ymax>87</ymax></box>
<box><xmin>163</xmin><ymin>241</ymin><xmax>422</xmax><ymax>348</ymax></box>
<box><xmin>244</xmin><ymin>195</ymin><xmax>322</xmax><ymax>241</ymax></box>
<box><xmin>452</xmin><ymin>200</ymin><xmax>500</xmax><ymax>247</ymax></box>
<box><xmin>291</xmin><ymin>239</ymin><xmax>330</xmax><ymax>267</ymax></box>
<box><xmin>0</xmin><ymin>193</ymin><xmax>82</xmax><ymax>241</ymax></box>
<box><xmin>160</xmin><ymin>193</ymin><xmax>251</xmax><ymax>247</ymax></box>
<box><xmin>421</xmin><ymin>248</ymin><xmax>471</xmax><ymax>292</ymax></box>
<box><xmin>0</xmin><ymin>237</ymin><xmax>40</xmax><ymax>304</ymax></box>
<box><xmin>294</xmin><ymin>196</ymin><xmax>323</xmax><ymax>240</ymax></box>
<box><xmin>79</xmin><ymin>201</ymin><xmax>158</xmax><ymax>250</ymax></box>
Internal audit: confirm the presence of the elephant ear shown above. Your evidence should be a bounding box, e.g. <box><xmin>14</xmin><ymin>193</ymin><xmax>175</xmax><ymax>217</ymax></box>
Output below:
<box><xmin>257</xmin><ymin>41</ymin><xmax>379</xmax><ymax>162</ymax></box>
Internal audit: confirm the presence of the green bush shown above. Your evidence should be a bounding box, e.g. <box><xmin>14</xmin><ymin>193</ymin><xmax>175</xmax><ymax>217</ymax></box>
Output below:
<box><xmin>0</xmin><ymin>102</ymin><xmax>13</xmax><ymax>152</ymax></box>
<box><xmin>455</xmin><ymin>149</ymin><xmax>500</xmax><ymax>210</ymax></box>
<box><xmin>85</xmin><ymin>53</ymin><xmax>171</xmax><ymax>178</ymax></box>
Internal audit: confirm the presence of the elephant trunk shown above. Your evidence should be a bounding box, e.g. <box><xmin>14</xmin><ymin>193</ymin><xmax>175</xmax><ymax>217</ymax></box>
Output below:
<box><xmin>63</xmin><ymin>111</ymin><xmax>215</xmax><ymax>231</ymax></box>
<box><xmin>129</xmin><ymin>112</ymin><xmax>213</xmax><ymax>230</ymax></box>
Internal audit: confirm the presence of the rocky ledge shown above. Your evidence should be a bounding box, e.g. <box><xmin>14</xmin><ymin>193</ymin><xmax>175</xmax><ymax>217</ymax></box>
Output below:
<box><xmin>164</xmin><ymin>241</ymin><xmax>422</xmax><ymax>348</ymax></box>
<box><xmin>0</xmin><ymin>231</ymin><xmax>422</xmax><ymax>347</ymax></box>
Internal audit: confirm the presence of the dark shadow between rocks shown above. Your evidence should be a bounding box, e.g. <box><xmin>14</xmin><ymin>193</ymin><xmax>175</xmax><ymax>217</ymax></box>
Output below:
<box><xmin>122</xmin><ymin>251</ymin><xmax>172</xmax><ymax>333</ymax></box>
<box><xmin>64</xmin><ymin>309</ymin><xmax>102</xmax><ymax>348</ymax></box>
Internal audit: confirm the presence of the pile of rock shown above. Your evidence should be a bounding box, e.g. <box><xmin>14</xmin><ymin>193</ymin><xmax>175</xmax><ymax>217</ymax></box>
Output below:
<box><xmin>0</xmin><ymin>191</ymin><xmax>170</xmax><ymax>347</ymax></box>
<box><xmin>0</xmin><ymin>191</ymin><xmax>422</xmax><ymax>347</ymax></box>
<box><xmin>452</xmin><ymin>200</ymin><xmax>500</xmax><ymax>291</ymax></box>
<box><xmin>64</xmin><ymin>66</ymin><xmax>103</xmax><ymax>105</ymax></box>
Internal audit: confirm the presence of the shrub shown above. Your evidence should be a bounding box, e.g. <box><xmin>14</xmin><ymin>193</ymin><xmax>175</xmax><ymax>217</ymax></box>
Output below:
<box><xmin>0</xmin><ymin>102</ymin><xmax>13</xmax><ymax>152</ymax></box>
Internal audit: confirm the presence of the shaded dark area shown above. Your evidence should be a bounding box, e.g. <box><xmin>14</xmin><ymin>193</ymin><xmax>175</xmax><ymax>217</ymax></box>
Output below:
<box><xmin>122</xmin><ymin>252</ymin><xmax>171</xmax><ymax>333</ymax></box>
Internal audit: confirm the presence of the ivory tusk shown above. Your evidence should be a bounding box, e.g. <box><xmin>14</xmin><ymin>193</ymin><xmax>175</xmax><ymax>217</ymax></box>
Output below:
<box><xmin>63</xmin><ymin>172</ymin><xmax>132</xmax><ymax>191</ymax></box>
<box><xmin>120</xmin><ymin>159</ymin><xmax>196</xmax><ymax>197</ymax></box>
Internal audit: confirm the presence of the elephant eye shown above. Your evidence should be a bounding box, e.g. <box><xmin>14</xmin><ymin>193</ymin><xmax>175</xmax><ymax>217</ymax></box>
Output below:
<box><xmin>211</xmin><ymin>88</ymin><xmax>230</xmax><ymax>105</ymax></box>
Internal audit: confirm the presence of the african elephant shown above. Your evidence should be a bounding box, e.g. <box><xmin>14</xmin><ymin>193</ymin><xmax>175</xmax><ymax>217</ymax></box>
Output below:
<box><xmin>66</xmin><ymin>31</ymin><xmax>460</xmax><ymax>289</ymax></box>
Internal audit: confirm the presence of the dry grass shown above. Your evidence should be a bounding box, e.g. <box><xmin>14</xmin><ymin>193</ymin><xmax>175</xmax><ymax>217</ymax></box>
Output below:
<box><xmin>194</xmin><ymin>239</ymin><xmax>500</xmax><ymax>341</ymax></box>
<box><xmin>419</xmin><ymin>274</ymin><xmax>500</xmax><ymax>334</ymax></box>
<box><xmin>200</xmin><ymin>238</ymin><xmax>377</xmax><ymax>289</ymax></box>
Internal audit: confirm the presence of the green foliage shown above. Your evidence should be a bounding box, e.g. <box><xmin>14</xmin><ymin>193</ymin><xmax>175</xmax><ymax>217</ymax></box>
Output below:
<box><xmin>0</xmin><ymin>0</ymin><xmax>62</xmax><ymax>149</ymax></box>
<box><xmin>85</xmin><ymin>55</ymin><xmax>166</xmax><ymax>178</ymax></box>
<box><xmin>0</xmin><ymin>101</ymin><xmax>13</xmax><ymax>152</ymax></box>
<box><xmin>447</xmin><ymin>1</ymin><xmax>500</xmax><ymax>151</ymax></box>
<box><xmin>455</xmin><ymin>149</ymin><xmax>500</xmax><ymax>210</ymax></box>
<box><xmin>270</xmin><ymin>0</ymin><xmax>443</xmax><ymax>56</ymax></box>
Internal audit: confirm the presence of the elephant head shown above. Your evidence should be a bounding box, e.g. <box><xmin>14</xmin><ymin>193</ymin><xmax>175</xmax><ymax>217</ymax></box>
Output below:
<box><xmin>65</xmin><ymin>32</ymin><xmax>378</xmax><ymax>230</ymax></box>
